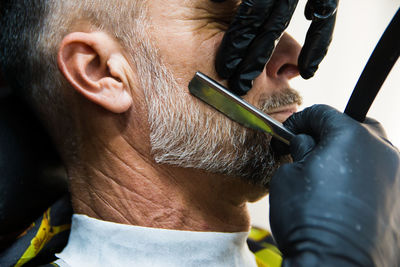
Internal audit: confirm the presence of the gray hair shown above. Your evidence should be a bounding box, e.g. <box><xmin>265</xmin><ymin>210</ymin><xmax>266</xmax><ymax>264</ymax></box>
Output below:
<box><xmin>134</xmin><ymin>37</ymin><xmax>298</xmax><ymax>186</ymax></box>
<box><xmin>0</xmin><ymin>0</ymin><xmax>147</xmax><ymax>156</ymax></box>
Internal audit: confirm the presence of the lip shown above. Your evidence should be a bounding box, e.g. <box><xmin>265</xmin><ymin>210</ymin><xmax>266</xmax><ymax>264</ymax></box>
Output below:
<box><xmin>267</xmin><ymin>105</ymin><xmax>298</xmax><ymax>123</ymax></box>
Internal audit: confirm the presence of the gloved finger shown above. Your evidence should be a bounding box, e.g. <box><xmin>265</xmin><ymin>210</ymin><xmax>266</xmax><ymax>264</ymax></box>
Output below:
<box><xmin>215</xmin><ymin>0</ymin><xmax>276</xmax><ymax>79</ymax></box>
<box><xmin>270</xmin><ymin>132</ymin><xmax>316</xmax><ymax>158</ymax></box>
<box><xmin>290</xmin><ymin>134</ymin><xmax>316</xmax><ymax>161</ymax></box>
<box><xmin>362</xmin><ymin>117</ymin><xmax>396</xmax><ymax>148</ymax></box>
<box><xmin>363</xmin><ymin>117</ymin><xmax>388</xmax><ymax>137</ymax></box>
<box><xmin>269</xmin><ymin>162</ymin><xmax>304</xmax><ymax>221</ymax></box>
<box><xmin>305</xmin><ymin>0</ymin><xmax>338</xmax><ymax>21</ymax></box>
<box><xmin>270</xmin><ymin>138</ymin><xmax>290</xmax><ymax>156</ymax></box>
<box><xmin>298</xmin><ymin>14</ymin><xmax>336</xmax><ymax>79</ymax></box>
<box><xmin>283</xmin><ymin>104</ymin><xmax>346</xmax><ymax>141</ymax></box>
<box><xmin>228</xmin><ymin>0</ymin><xmax>299</xmax><ymax>95</ymax></box>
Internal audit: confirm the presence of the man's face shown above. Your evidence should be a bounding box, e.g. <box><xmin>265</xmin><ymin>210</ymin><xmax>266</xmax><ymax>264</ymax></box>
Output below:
<box><xmin>127</xmin><ymin>0</ymin><xmax>302</xmax><ymax>187</ymax></box>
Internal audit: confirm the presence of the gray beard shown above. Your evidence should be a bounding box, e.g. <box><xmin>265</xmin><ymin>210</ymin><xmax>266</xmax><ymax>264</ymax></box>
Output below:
<box><xmin>134</xmin><ymin>41</ymin><xmax>300</xmax><ymax>188</ymax></box>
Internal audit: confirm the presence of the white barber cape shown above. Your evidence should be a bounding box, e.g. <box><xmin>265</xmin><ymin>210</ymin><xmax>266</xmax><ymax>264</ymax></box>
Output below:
<box><xmin>55</xmin><ymin>214</ymin><xmax>258</xmax><ymax>267</ymax></box>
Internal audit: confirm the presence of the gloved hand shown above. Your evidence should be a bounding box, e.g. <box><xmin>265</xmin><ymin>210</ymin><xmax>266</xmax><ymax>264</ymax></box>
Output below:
<box><xmin>269</xmin><ymin>105</ymin><xmax>400</xmax><ymax>266</ymax></box>
<box><xmin>212</xmin><ymin>0</ymin><xmax>338</xmax><ymax>95</ymax></box>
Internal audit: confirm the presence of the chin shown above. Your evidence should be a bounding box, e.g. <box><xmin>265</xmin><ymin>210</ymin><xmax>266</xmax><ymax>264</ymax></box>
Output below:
<box><xmin>244</xmin><ymin>152</ymin><xmax>292</xmax><ymax>189</ymax></box>
<box><xmin>246</xmin><ymin>187</ymin><xmax>269</xmax><ymax>203</ymax></box>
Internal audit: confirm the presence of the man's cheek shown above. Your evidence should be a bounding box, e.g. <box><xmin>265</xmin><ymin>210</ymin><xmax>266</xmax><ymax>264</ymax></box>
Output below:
<box><xmin>194</xmin><ymin>31</ymin><xmax>226</xmax><ymax>82</ymax></box>
<box><xmin>166</xmin><ymin>34</ymin><xmax>224</xmax><ymax>91</ymax></box>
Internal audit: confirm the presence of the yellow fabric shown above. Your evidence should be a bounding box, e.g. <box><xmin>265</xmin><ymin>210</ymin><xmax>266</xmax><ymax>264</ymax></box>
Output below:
<box><xmin>250</xmin><ymin>228</ymin><xmax>282</xmax><ymax>267</ymax></box>
<box><xmin>249</xmin><ymin>227</ymin><xmax>270</xmax><ymax>242</ymax></box>
<box><xmin>254</xmin><ymin>246</ymin><xmax>283</xmax><ymax>267</ymax></box>
<box><xmin>14</xmin><ymin>208</ymin><xmax>70</xmax><ymax>267</ymax></box>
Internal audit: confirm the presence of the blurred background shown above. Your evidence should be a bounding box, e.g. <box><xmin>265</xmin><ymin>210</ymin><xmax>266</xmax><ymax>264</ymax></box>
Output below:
<box><xmin>249</xmin><ymin>0</ymin><xmax>400</xmax><ymax>230</ymax></box>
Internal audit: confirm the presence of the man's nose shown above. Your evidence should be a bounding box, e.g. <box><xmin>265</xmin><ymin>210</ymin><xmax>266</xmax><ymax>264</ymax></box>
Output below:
<box><xmin>265</xmin><ymin>33</ymin><xmax>301</xmax><ymax>81</ymax></box>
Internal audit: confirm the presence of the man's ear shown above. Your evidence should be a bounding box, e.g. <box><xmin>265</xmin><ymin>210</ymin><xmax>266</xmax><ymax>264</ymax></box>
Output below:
<box><xmin>58</xmin><ymin>32</ymin><xmax>132</xmax><ymax>113</ymax></box>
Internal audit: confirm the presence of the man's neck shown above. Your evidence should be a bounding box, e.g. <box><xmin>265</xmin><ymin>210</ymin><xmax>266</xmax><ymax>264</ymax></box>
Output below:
<box><xmin>68</xmin><ymin>133</ymin><xmax>266</xmax><ymax>232</ymax></box>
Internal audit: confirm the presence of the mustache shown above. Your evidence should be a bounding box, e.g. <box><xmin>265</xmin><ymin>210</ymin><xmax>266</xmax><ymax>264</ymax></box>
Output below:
<box><xmin>257</xmin><ymin>88</ymin><xmax>302</xmax><ymax>113</ymax></box>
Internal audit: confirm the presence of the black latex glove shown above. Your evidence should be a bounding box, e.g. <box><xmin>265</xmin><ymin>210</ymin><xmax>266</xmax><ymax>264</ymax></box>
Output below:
<box><xmin>212</xmin><ymin>0</ymin><xmax>338</xmax><ymax>95</ymax></box>
<box><xmin>269</xmin><ymin>105</ymin><xmax>400</xmax><ymax>266</ymax></box>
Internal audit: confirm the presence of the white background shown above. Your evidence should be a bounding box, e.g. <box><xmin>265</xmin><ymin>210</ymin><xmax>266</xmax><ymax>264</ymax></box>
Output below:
<box><xmin>249</xmin><ymin>0</ymin><xmax>400</xmax><ymax>230</ymax></box>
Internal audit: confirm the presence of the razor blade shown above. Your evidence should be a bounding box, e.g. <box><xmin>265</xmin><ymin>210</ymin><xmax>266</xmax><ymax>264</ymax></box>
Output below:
<box><xmin>188</xmin><ymin>71</ymin><xmax>295</xmax><ymax>145</ymax></box>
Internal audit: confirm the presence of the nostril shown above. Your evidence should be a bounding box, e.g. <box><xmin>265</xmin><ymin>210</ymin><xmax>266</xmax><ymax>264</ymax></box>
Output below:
<box><xmin>277</xmin><ymin>64</ymin><xmax>299</xmax><ymax>80</ymax></box>
<box><xmin>265</xmin><ymin>33</ymin><xmax>301</xmax><ymax>80</ymax></box>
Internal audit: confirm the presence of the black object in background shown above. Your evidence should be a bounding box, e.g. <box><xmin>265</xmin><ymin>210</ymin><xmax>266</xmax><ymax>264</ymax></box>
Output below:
<box><xmin>344</xmin><ymin>8</ymin><xmax>400</xmax><ymax>122</ymax></box>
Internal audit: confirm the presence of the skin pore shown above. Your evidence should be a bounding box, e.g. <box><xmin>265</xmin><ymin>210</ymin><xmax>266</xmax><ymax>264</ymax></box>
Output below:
<box><xmin>58</xmin><ymin>0</ymin><xmax>302</xmax><ymax>232</ymax></box>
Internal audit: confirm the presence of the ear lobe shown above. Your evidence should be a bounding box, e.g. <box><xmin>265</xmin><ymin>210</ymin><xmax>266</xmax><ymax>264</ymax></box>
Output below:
<box><xmin>58</xmin><ymin>32</ymin><xmax>132</xmax><ymax>113</ymax></box>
